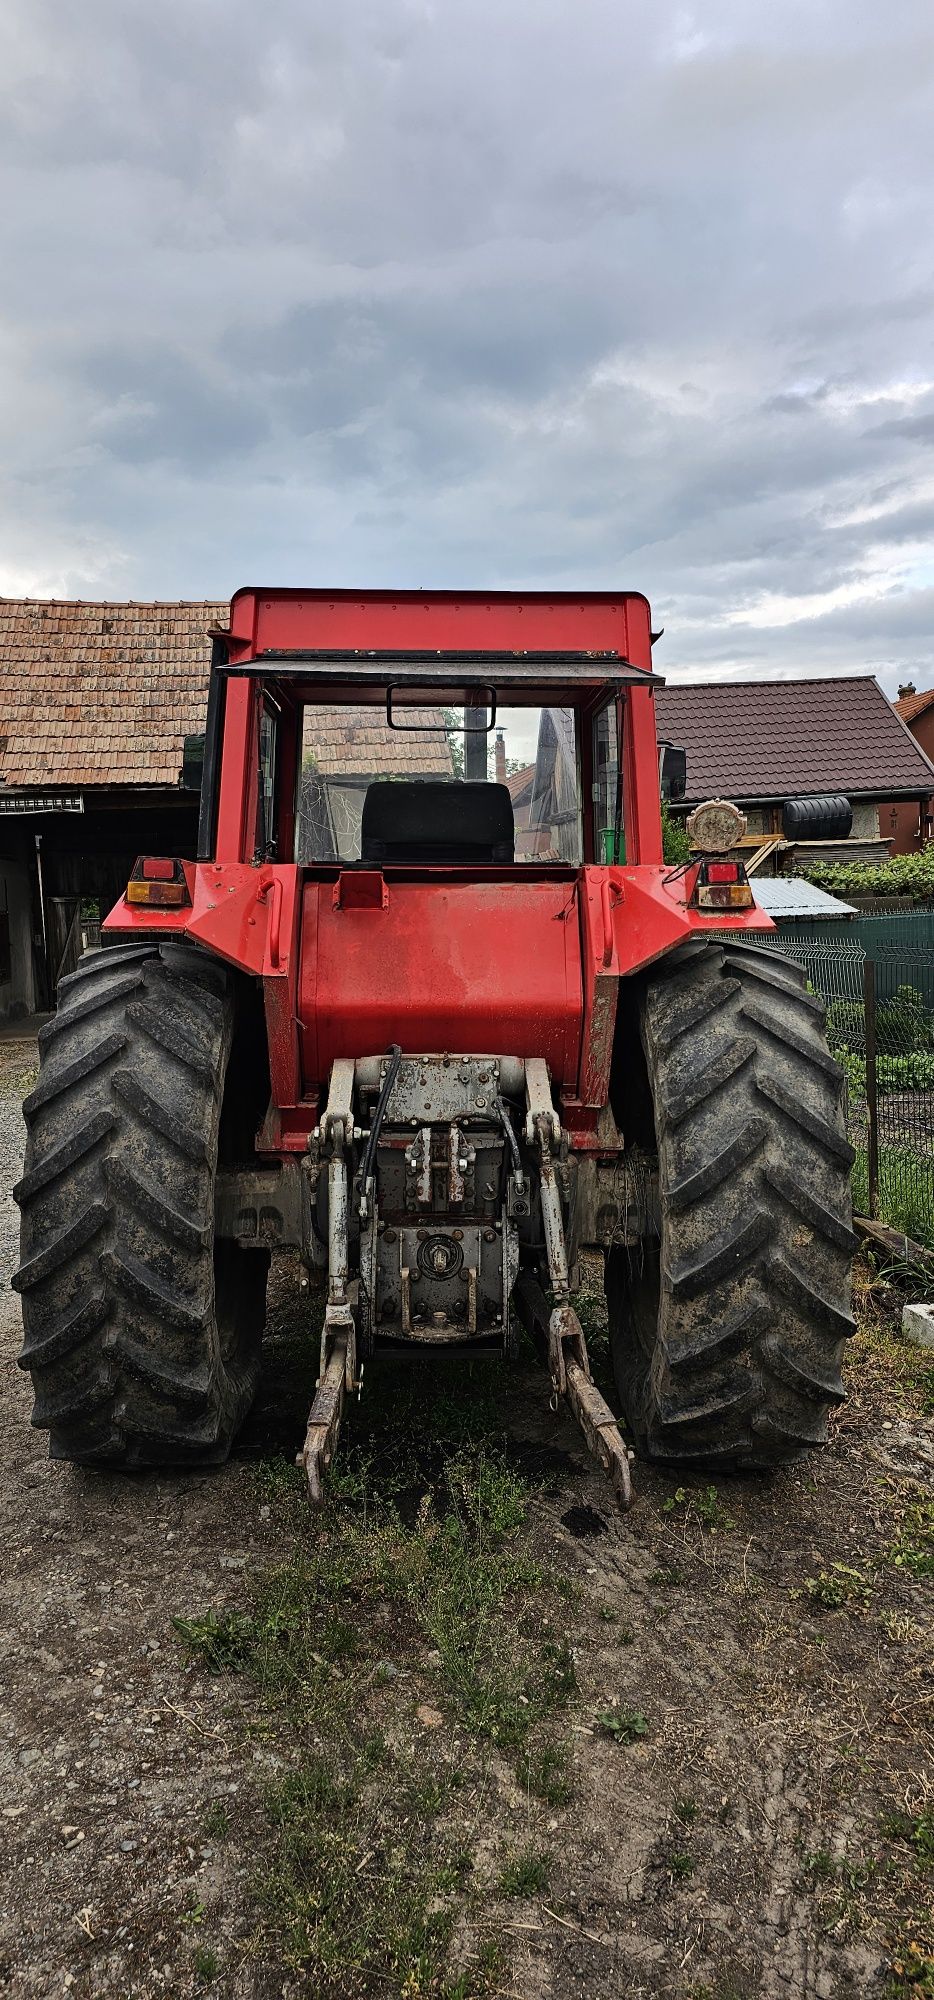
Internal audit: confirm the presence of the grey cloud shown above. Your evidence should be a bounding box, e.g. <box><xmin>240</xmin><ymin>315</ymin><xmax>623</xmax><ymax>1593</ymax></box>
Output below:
<box><xmin>1</xmin><ymin>0</ymin><xmax>933</xmax><ymax>692</ymax></box>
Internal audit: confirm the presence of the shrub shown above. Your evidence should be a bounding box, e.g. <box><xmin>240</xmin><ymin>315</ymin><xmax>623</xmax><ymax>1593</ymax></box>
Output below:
<box><xmin>797</xmin><ymin>846</ymin><xmax>934</xmax><ymax>902</ymax></box>
<box><xmin>661</xmin><ymin>802</ymin><xmax>692</xmax><ymax>867</ymax></box>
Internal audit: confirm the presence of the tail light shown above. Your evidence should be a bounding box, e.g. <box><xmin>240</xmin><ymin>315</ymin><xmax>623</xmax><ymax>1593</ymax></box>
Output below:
<box><xmin>691</xmin><ymin>857</ymin><xmax>754</xmax><ymax>911</ymax></box>
<box><xmin>125</xmin><ymin>857</ymin><xmax>190</xmax><ymax>908</ymax></box>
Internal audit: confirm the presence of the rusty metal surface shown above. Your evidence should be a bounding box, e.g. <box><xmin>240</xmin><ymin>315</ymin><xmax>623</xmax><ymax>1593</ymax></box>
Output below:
<box><xmin>300</xmin><ymin>1333</ymin><xmax>349</xmax><ymax>1507</ymax></box>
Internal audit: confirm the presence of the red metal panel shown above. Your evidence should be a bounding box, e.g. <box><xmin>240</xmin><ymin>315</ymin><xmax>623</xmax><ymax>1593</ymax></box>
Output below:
<box><xmin>215</xmin><ymin>678</ymin><xmax>256</xmax><ymax>863</ymax></box>
<box><xmin>577</xmin><ymin>868</ymin><xmax>623</xmax><ymax>1109</ymax></box>
<box><xmin>626</xmin><ymin>686</ymin><xmax>664</xmax><ymax>865</ymax></box>
<box><xmin>299</xmin><ymin>875</ymin><xmax>583</xmax><ymax>1087</ymax></box>
<box><xmin>229</xmin><ymin>586</ymin><xmax>654</xmax><ymax>662</ymax></box>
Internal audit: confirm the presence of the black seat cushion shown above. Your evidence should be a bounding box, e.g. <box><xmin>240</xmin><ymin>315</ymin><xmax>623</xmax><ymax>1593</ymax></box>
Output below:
<box><xmin>360</xmin><ymin>781</ymin><xmax>515</xmax><ymax>865</ymax></box>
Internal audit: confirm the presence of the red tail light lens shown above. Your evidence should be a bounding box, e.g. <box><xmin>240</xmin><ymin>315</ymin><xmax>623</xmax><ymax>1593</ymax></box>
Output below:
<box><xmin>141</xmin><ymin>856</ymin><xmax>176</xmax><ymax>881</ymax></box>
<box><xmin>690</xmin><ymin>857</ymin><xmax>754</xmax><ymax>912</ymax></box>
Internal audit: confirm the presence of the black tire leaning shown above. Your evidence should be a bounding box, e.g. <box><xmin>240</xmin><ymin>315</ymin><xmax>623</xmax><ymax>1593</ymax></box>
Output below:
<box><xmin>607</xmin><ymin>939</ymin><xmax>857</xmax><ymax>1469</ymax></box>
<box><xmin>12</xmin><ymin>942</ymin><xmax>268</xmax><ymax>1468</ymax></box>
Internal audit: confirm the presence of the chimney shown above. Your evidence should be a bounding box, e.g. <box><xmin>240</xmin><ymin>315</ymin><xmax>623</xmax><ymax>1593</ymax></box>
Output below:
<box><xmin>898</xmin><ymin>682</ymin><xmax>916</xmax><ymax>699</ymax></box>
<box><xmin>495</xmin><ymin>730</ymin><xmax>506</xmax><ymax>785</ymax></box>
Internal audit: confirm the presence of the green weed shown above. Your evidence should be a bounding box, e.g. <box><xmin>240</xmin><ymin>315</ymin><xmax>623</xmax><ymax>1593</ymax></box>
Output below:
<box><xmin>596</xmin><ymin>1706</ymin><xmax>649</xmax><ymax>1746</ymax></box>
<box><xmin>668</xmin><ymin>1850</ymin><xmax>695</xmax><ymax>1880</ymax></box>
<box><xmin>888</xmin><ymin>1499</ymin><xmax>934</xmax><ymax>1579</ymax></box>
<box><xmin>800</xmin><ymin>1565</ymin><xmax>872</xmax><ymax>1610</ymax></box>
<box><xmin>251</xmin><ymin>1455</ymin><xmax>303</xmax><ymax>1503</ymax></box>
<box><xmin>192</xmin><ymin>1944</ymin><xmax>218</xmax><ymax>1984</ymax></box>
<box><xmin>203</xmin><ymin>1800</ymin><xmax>229</xmax><ymax>1841</ymax></box>
<box><xmin>173</xmin><ymin>1608</ymin><xmax>255</xmax><ymax>1672</ymax></box>
<box><xmin>882</xmin><ymin>1807</ymin><xmax>934</xmax><ymax>1868</ymax></box>
<box><xmin>516</xmin><ymin>1741</ymin><xmax>573</xmax><ymax>1806</ymax></box>
<box><xmin>259</xmin><ymin>1755</ymin><xmax>469</xmax><ymax>1993</ymax></box>
<box><xmin>662</xmin><ymin>1484</ymin><xmax>733</xmax><ymax>1532</ymax></box>
<box><xmin>497</xmin><ymin>1846</ymin><xmax>551</xmax><ymax>1898</ymax></box>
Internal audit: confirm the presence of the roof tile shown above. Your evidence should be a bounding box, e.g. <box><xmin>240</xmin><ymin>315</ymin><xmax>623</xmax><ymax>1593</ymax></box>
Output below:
<box><xmin>655</xmin><ymin>676</ymin><xmax>934</xmax><ymax>804</ymax></box>
<box><xmin>0</xmin><ymin>598</ymin><xmax>452</xmax><ymax>788</ymax></box>
<box><xmin>894</xmin><ymin>686</ymin><xmax>934</xmax><ymax>725</ymax></box>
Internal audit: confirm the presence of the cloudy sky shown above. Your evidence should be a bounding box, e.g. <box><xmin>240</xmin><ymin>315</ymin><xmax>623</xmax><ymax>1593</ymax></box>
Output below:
<box><xmin>2</xmin><ymin>0</ymin><xmax>933</xmax><ymax>688</ymax></box>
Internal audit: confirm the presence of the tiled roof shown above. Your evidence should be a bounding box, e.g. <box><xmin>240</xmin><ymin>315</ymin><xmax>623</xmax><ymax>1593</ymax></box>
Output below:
<box><xmin>654</xmin><ymin>675</ymin><xmax>934</xmax><ymax>805</ymax></box>
<box><xmin>0</xmin><ymin>599</ymin><xmax>451</xmax><ymax>788</ymax></box>
<box><xmin>0</xmin><ymin>599</ymin><xmax>226</xmax><ymax>788</ymax></box>
<box><xmin>504</xmin><ymin>763</ymin><xmax>535</xmax><ymax>802</ymax></box>
<box><xmin>894</xmin><ymin>686</ymin><xmax>934</xmax><ymax>726</ymax></box>
<box><xmin>304</xmin><ymin>711</ymin><xmax>451</xmax><ymax>777</ymax></box>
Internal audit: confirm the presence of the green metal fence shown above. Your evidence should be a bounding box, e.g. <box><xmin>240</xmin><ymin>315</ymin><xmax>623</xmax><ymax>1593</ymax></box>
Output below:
<box><xmin>757</xmin><ymin>916</ymin><xmax>934</xmax><ymax>1245</ymax></box>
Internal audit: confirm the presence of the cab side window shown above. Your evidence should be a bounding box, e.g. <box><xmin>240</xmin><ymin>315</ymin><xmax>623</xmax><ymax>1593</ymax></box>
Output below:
<box><xmin>256</xmin><ymin>703</ymin><xmax>278</xmax><ymax>859</ymax></box>
<box><xmin>593</xmin><ymin>700</ymin><xmax>623</xmax><ymax>862</ymax></box>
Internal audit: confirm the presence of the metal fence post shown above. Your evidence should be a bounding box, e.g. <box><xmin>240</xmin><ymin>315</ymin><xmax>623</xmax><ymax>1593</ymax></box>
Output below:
<box><xmin>863</xmin><ymin>956</ymin><xmax>879</xmax><ymax>1220</ymax></box>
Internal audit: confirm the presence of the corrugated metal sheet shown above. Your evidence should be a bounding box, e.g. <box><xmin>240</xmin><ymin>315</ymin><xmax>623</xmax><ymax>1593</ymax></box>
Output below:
<box><xmin>753</xmin><ymin>878</ymin><xmax>856</xmax><ymax>919</ymax></box>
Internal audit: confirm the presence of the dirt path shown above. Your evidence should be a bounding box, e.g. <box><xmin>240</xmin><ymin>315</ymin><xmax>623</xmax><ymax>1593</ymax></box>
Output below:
<box><xmin>1</xmin><ymin>1039</ymin><xmax>932</xmax><ymax>2000</ymax></box>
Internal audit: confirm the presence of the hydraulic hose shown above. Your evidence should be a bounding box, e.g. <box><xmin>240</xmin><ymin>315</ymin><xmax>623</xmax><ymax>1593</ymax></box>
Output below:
<box><xmin>357</xmin><ymin>1043</ymin><xmax>402</xmax><ymax>1208</ymax></box>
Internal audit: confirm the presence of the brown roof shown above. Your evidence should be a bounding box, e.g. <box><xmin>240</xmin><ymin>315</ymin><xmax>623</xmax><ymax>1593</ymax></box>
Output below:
<box><xmin>654</xmin><ymin>675</ymin><xmax>934</xmax><ymax>805</ymax></box>
<box><xmin>894</xmin><ymin>686</ymin><xmax>934</xmax><ymax>726</ymax></box>
<box><xmin>304</xmin><ymin>710</ymin><xmax>451</xmax><ymax>777</ymax></box>
<box><xmin>0</xmin><ymin>598</ymin><xmax>226</xmax><ymax>788</ymax></box>
<box><xmin>504</xmin><ymin>763</ymin><xmax>535</xmax><ymax>802</ymax></box>
<box><xmin>0</xmin><ymin>598</ymin><xmax>450</xmax><ymax>788</ymax></box>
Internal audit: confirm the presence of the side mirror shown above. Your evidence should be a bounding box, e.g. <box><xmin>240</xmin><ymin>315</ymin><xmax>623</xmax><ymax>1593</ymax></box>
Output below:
<box><xmin>660</xmin><ymin>743</ymin><xmax>686</xmax><ymax>802</ymax></box>
<box><xmin>181</xmin><ymin>733</ymin><xmax>205</xmax><ymax>792</ymax></box>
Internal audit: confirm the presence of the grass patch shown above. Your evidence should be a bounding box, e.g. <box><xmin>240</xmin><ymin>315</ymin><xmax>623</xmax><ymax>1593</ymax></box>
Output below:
<box><xmin>661</xmin><ymin>1484</ymin><xmax>734</xmax><ymax>1532</ymax></box>
<box><xmin>497</xmin><ymin>1846</ymin><xmax>550</xmax><ymax>1898</ymax></box>
<box><xmin>668</xmin><ymin>1850</ymin><xmax>696</xmax><ymax>1880</ymax></box>
<box><xmin>174</xmin><ymin>1361</ymin><xmax>578</xmax><ymax>1996</ymax></box>
<box><xmin>259</xmin><ymin>1755</ymin><xmax>475</xmax><ymax>1994</ymax></box>
<box><xmin>882</xmin><ymin>1807</ymin><xmax>934</xmax><ymax>1869</ymax></box>
<box><xmin>888</xmin><ymin>1498</ymin><xmax>934</xmax><ymax>1580</ymax></box>
<box><xmin>851</xmin><ymin>1147</ymin><xmax>934</xmax><ymax>1250</ymax></box>
<box><xmin>516</xmin><ymin>1740</ymin><xmax>573</xmax><ymax>1807</ymax></box>
<box><xmin>647</xmin><ymin>1565</ymin><xmax>685</xmax><ymax>1589</ymax></box>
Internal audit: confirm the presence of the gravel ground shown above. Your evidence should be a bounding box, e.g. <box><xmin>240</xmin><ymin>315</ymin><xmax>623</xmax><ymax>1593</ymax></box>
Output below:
<box><xmin>1</xmin><ymin>1036</ymin><xmax>933</xmax><ymax>1999</ymax></box>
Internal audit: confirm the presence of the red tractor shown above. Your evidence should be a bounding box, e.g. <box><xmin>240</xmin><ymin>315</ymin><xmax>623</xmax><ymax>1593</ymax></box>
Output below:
<box><xmin>13</xmin><ymin>589</ymin><xmax>855</xmax><ymax>1504</ymax></box>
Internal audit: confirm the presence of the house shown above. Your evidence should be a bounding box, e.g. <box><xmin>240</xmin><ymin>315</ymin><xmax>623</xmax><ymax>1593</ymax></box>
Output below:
<box><xmin>0</xmin><ymin>598</ymin><xmax>222</xmax><ymax>1014</ymax></box>
<box><xmin>654</xmin><ymin>675</ymin><xmax>934</xmax><ymax>872</ymax></box>
<box><xmin>0</xmin><ymin>597</ymin><xmax>450</xmax><ymax>1015</ymax></box>
<box><xmin>890</xmin><ymin>683</ymin><xmax>934</xmax><ymax>853</ymax></box>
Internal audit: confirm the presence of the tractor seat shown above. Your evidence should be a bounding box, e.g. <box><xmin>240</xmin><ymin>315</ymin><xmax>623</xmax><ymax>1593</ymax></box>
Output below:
<box><xmin>360</xmin><ymin>781</ymin><xmax>515</xmax><ymax>865</ymax></box>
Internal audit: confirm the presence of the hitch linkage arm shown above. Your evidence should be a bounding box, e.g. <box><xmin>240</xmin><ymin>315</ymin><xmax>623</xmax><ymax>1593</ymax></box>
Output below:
<box><xmin>518</xmin><ymin>1062</ymin><xmax>632</xmax><ymax>1509</ymax></box>
<box><xmin>300</xmin><ymin>1059</ymin><xmax>358</xmax><ymax>1506</ymax></box>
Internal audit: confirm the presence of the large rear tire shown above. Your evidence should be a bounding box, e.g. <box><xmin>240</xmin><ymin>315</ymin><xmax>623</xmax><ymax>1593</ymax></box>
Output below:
<box><xmin>13</xmin><ymin>943</ymin><xmax>268</xmax><ymax>1468</ymax></box>
<box><xmin>608</xmin><ymin>939</ymin><xmax>857</xmax><ymax>1469</ymax></box>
